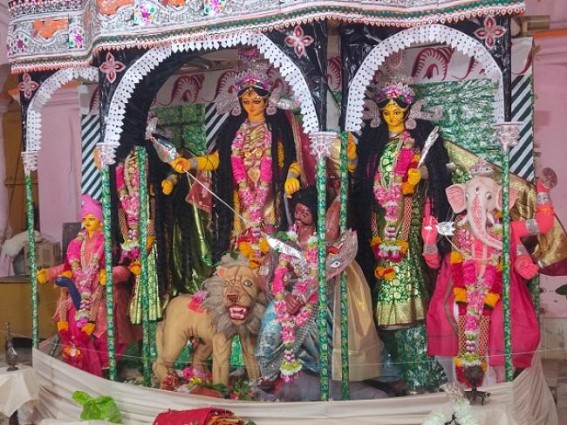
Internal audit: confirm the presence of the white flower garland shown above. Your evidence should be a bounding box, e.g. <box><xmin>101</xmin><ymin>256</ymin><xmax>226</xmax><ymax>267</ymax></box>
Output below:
<box><xmin>424</xmin><ymin>383</ymin><xmax>480</xmax><ymax>425</ymax></box>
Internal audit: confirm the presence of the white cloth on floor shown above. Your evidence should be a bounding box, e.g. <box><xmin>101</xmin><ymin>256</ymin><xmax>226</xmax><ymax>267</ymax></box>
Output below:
<box><xmin>0</xmin><ymin>365</ymin><xmax>38</xmax><ymax>417</ymax></box>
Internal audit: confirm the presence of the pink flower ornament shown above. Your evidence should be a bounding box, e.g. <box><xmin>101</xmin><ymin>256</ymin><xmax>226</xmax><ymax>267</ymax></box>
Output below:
<box><xmin>284</xmin><ymin>26</ymin><xmax>314</xmax><ymax>58</ymax></box>
<box><xmin>474</xmin><ymin>16</ymin><xmax>506</xmax><ymax>50</ymax></box>
<box><xmin>19</xmin><ymin>73</ymin><xmax>39</xmax><ymax>99</ymax></box>
<box><xmin>99</xmin><ymin>52</ymin><xmax>126</xmax><ymax>84</ymax></box>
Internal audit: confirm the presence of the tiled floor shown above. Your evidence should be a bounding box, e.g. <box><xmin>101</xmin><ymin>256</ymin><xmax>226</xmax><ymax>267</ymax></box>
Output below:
<box><xmin>1</xmin><ymin>346</ymin><xmax>566</xmax><ymax>424</ymax></box>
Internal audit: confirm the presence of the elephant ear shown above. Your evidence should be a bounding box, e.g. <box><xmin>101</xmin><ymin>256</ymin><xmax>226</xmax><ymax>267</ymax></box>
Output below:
<box><xmin>496</xmin><ymin>186</ymin><xmax>519</xmax><ymax>210</ymax></box>
<box><xmin>446</xmin><ymin>184</ymin><xmax>466</xmax><ymax>214</ymax></box>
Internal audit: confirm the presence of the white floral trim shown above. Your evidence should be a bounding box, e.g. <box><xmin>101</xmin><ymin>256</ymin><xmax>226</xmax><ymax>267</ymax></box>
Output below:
<box><xmin>21</xmin><ymin>150</ymin><xmax>39</xmax><ymax>174</ymax></box>
<box><xmin>309</xmin><ymin>131</ymin><xmax>337</xmax><ymax>161</ymax></box>
<box><xmin>25</xmin><ymin>67</ymin><xmax>99</xmax><ymax>153</ymax></box>
<box><xmin>494</xmin><ymin>121</ymin><xmax>521</xmax><ymax>153</ymax></box>
<box><xmin>344</xmin><ymin>24</ymin><xmax>504</xmax><ymax>132</ymax></box>
<box><xmin>103</xmin><ymin>46</ymin><xmax>173</xmax><ymax>149</ymax></box>
<box><xmin>103</xmin><ymin>32</ymin><xmax>318</xmax><ymax>152</ymax></box>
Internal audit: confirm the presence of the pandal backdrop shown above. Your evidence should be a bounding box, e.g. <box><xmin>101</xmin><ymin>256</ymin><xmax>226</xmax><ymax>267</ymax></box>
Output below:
<box><xmin>6</xmin><ymin>0</ymin><xmax>564</xmax><ymax>423</ymax></box>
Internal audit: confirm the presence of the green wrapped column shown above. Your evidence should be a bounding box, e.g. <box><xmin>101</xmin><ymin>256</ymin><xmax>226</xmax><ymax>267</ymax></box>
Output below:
<box><xmin>309</xmin><ymin>131</ymin><xmax>336</xmax><ymax>401</ymax></box>
<box><xmin>495</xmin><ymin>122</ymin><xmax>521</xmax><ymax>382</ymax></box>
<box><xmin>98</xmin><ymin>143</ymin><xmax>118</xmax><ymax>381</ymax></box>
<box><xmin>21</xmin><ymin>151</ymin><xmax>39</xmax><ymax>348</ymax></box>
<box><xmin>339</xmin><ymin>132</ymin><xmax>349</xmax><ymax>400</ymax></box>
<box><xmin>136</xmin><ymin>147</ymin><xmax>152</xmax><ymax>386</ymax></box>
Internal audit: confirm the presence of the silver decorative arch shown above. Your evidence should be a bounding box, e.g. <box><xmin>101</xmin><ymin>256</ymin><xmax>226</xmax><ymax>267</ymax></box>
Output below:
<box><xmin>344</xmin><ymin>24</ymin><xmax>504</xmax><ymax>132</ymax></box>
<box><xmin>102</xmin><ymin>32</ymin><xmax>319</xmax><ymax>152</ymax></box>
<box><xmin>25</xmin><ymin>67</ymin><xmax>99</xmax><ymax>158</ymax></box>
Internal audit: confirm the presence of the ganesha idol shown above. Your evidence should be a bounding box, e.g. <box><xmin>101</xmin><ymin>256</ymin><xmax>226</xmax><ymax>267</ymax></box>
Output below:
<box><xmin>422</xmin><ymin>158</ymin><xmax>555</xmax><ymax>387</ymax></box>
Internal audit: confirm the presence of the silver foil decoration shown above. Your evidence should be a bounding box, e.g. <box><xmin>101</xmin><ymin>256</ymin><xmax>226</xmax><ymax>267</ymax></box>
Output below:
<box><xmin>494</xmin><ymin>121</ymin><xmax>522</xmax><ymax>153</ymax></box>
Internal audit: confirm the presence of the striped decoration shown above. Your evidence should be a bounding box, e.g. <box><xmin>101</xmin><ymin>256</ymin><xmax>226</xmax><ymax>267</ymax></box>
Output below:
<box><xmin>509</xmin><ymin>74</ymin><xmax>535</xmax><ymax>182</ymax></box>
<box><xmin>204</xmin><ymin>104</ymin><xmax>228</xmax><ymax>149</ymax></box>
<box><xmin>81</xmin><ymin>114</ymin><xmax>102</xmax><ymax>200</ymax></box>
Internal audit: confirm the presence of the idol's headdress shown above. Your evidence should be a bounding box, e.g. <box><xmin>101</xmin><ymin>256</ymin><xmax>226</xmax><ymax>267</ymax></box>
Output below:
<box><xmin>375</xmin><ymin>78</ymin><xmax>415</xmax><ymax>106</ymax></box>
<box><xmin>234</xmin><ymin>58</ymin><xmax>274</xmax><ymax>94</ymax></box>
<box><xmin>469</xmin><ymin>157</ymin><xmax>494</xmax><ymax>177</ymax></box>
<box><xmin>81</xmin><ymin>194</ymin><xmax>103</xmax><ymax>222</ymax></box>
<box><xmin>214</xmin><ymin>47</ymin><xmax>297</xmax><ymax>116</ymax></box>
<box><xmin>363</xmin><ymin>74</ymin><xmax>442</xmax><ymax>129</ymax></box>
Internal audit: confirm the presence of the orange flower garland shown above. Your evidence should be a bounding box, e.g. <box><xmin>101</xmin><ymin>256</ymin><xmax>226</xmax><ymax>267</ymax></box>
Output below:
<box><xmin>451</xmin><ymin>251</ymin><xmax>503</xmax><ymax>387</ymax></box>
<box><xmin>371</xmin><ymin>134</ymin><xmax>421</xmax><ymax>280</ymax></box>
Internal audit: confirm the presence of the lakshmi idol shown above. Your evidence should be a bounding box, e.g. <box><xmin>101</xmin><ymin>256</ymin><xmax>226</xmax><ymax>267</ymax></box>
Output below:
<box><xmin>351</xmin><ymin>77</ymin><xmax>452</xmax><ymax>393</ymax></box>
<box><xmin>170</xmin><ymin>53</ymin><xmax>301</xmax><ymax>266</ymax></box>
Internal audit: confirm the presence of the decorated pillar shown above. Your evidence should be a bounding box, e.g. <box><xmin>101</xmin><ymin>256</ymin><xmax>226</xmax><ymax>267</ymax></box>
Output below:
<box><xmin>494</xmin><ymin>121</ymin><xmax>522</xmax><ymax>382</ymax></box>
<box><xmin>21</xmin><ymin>149</ymin><xmax>39</xmax><ymax>346</ymax></box>
<box><xmin>308</xmin><ymin>130</ymin><xmax>336</xmax><ymax>401</ymax></box>
<box><xmin>95</xmin><ymin>140</ymin><xmax>119</xmax><ymax>380</ymax></box>
<box><xmin>18</xmin><ymin>70</ymin><xmax>52</xmax><ymax>348</ymax></box>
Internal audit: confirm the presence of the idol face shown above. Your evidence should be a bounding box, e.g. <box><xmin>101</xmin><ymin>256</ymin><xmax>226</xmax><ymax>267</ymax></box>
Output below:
<box><xmin>294</xmin><ymin>203</ymin><xmax>314</xmax><ymax>226</ymax></box>
<box><xmin>240</xmin><ymin>89</ymin><xmax>267</xmax><ymax>122</ymax></box>
<box><xmin>82</xmin><ymin>214</ymin><xmax>101</xmax><ymax>234</ymax></box>
<box><xmin>381</xmin><ymin>102</ymin><xmax>407</xmax><ymax>133</ymax></box>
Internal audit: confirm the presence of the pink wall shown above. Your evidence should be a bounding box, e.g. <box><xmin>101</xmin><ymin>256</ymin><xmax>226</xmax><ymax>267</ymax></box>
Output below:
<box><xmin>37</xmin><ymin>88</ymin><xmax>82</xmax><ymax>244</ymax></box>
<box><xmin>526</xmin><ymin>1</ymin><xmax>567</xmax><ymax>29</ymax></box>
<box><xmin>533</xmin><ymin>35</ymin><xmax>567</xmax><ymax>318</ymax></box>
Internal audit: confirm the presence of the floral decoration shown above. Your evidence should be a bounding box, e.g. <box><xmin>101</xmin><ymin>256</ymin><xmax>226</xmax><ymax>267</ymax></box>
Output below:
<box><xmin>99</xmin><ymin>52</ymin><xmax>126</xmax><ymax>84</ymax></box>
<box><xmin>19</xmin><ymin>72</ymin><xmax>39</xmax><ymax>99</ymax></box>
<box><xmin>372</xmin><ymin>131</ymin><xmax>421</xmax><ymax>278</ymax></box>
<box><xmin>67</xmin><ymin>230</ymin><xmax>105</xmax><ymax>336</ymax></box>
<box><xmin>203</xmin><ymin>0</ymin><xmax>226</xmax><ymax>16</ymax></box>
<box><xmin>134</xmin><ymin>3</ymin><xmax>157</xmax><ymax>26</ymax></box>
<box><xmin>451</xmin><ymin>251</ymin><xmax>502</xmax><ymax>387</ymax></box>
<box><xmin>9</xmin><ymin>33</ymin><xmax>30</xmax><ymax>55</ymax></box>
<box><xmin>424</xmin><ymin>384</ymin><xmax>479</xmax><ymax>425</ymax></box>
<box><xmin>69</xmin><ymin>26</ymin><xmax>85</xmax><ymax>49</ymax></box>
<box><xmin>474</xmin><ymin>15</ymin><xmax>506</xmax><ymax>50</ymax></box>
<box><xmin>116</xmin><ymin>155</ymin><xmax>141</xmax><ymax>262</ymax></box>
<box><xmin>237</xmin><ymin>231</ymin><xmax>270</xmax><ymax>269</ymax></box>
<box><xmin>272</xmin><ymin>226</ymin><xmax>318</xmax><ymax>382</ymax></box>
<box><xmin>284</xmin><ymin>25</ymin><xmax>314</xmax><ymax>58</ymax></box>
<box><xmin>231</xmin><ymin>120</ymin><xmax>272</xmax><ymax>226</ymax></box>
<box><xmin>376</xmin><ymin>80</ymin><xmax>415</xmax><ymax>104</ymax></box>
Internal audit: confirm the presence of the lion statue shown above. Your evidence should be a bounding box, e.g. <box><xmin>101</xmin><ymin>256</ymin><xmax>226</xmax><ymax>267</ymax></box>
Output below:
<box><xmin>153</xmin><ymin>255</ymin><xmax>268</xmax><ymax>386</ymax></box>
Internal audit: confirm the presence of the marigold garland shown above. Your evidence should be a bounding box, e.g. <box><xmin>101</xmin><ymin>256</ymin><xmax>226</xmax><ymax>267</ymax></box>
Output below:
<box><xmin>371</xmin><ymin>131</ymin><xmax>421</xmax><ymax>278</ymax></box>
<box><xmin>231</xmin><ymin>120</ymin><xmax>272</xmax><ymax>226</ymax></box>
<box><xmin>271</xmin><ymin>226</ymin><xmax>318</xmax><ymax>382</ymax></box>
<box><xmin>451</xmin><ymin>252</ymin><xmax>502</xmax><ymax>387</ymax></box>
<box><xmin>375</xmin><ymin>265</ymin><xmax>396</xmax><ymax>281</ymax></box>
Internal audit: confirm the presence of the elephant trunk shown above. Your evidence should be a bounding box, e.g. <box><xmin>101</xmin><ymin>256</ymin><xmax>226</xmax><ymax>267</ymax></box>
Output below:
<box><xmin>468</xmin><ymin>194</ymin><xmax>503</xmax><ymax>251</ymax></box>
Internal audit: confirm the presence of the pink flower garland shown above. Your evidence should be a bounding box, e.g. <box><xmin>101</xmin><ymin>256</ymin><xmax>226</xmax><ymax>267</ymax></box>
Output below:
<box><xmin>372</xmin><ymin>131</ymin><xmax>419</xmax><ymax>263</ymax></box>
<box><xmin>455</xmin><ymin>259</ymin><xmax>501</xmax><ymax>387</ymax></box>
<box><xmin>115</xmin><ymin>161</ymin><xmax>141</xmax><ymax>261</ymax></box>
<box><xmin>271</xmin><ymin>227</ymin><xmax>318</xmax><ymax>382</ymax></box>
<box><xmin>66</xmin><ymin>230</ymin><xmax>104</xmax><ymax>331</ymax></box>
<box><xmin>231</xmin><ymin>123</ymin><xmax>273</xmax><ymax>226</ymax></box>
